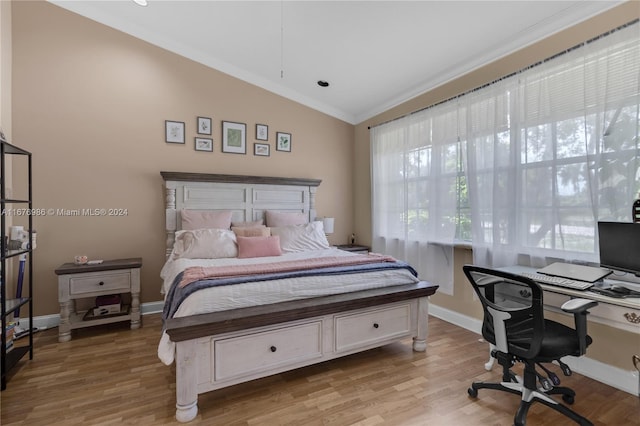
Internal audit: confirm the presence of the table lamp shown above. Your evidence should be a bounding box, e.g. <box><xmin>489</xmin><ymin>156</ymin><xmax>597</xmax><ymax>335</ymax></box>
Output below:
<box><xmin>322</xmin><ymin>217</ymin><xmax>335</xmax><ymax>235</ymax></box>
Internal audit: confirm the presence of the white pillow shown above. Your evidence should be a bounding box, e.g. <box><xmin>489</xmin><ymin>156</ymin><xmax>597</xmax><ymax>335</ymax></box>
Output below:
<box><xmin>172</xmin><ymin>228</ymin><xmax>238</xmax><ymax>259</ymax></box>
<box><xmin>270</xmin><ymin>222</ymin><xmax>330</xmax><ymax>253</ymax></box>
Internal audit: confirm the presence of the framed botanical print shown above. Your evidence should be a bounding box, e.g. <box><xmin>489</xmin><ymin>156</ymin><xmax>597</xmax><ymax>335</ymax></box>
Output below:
<box><xmin>165</xmin><ymin>120</ymin><xmax>185</xmax><ymax>144</ymax></box>
<box><xmin>222</xmin><ymin>121</ymin><xmax>247</xmax><ymax>154</ymax></box>
<box><xmin>195</xmin><ymin>137</ymin><xmax>213</xmax><ymax>152</ymax></box>
<box><xmin>276</xmin><ymin>132</ymin><xmax>291</xmax><ymax>152</ymax></box>
<box><xmin>197</xmin><ymin>117</ymin><xmax>212</xmax><ymax>135</ymax></box>
<box><xmin>256</xmin><ymin>124</ymin><xmax>268</xmax><ymax>141</ymax></box>
<box><xmin>254</xmin><ymin>143</ymin><xmax>270</xmax><ymax>156</ymax></box>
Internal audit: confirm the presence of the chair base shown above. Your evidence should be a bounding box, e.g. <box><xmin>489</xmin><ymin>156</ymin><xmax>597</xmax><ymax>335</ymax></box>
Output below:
<box><xmin>468</xmin><ymin>380</ymin><xmax>592</xmax><ymax>426</ymax></box>
<box><xmin>468</xmin><ymin>358</ymin><xmax>593</xmax><ymax>426</ymax></box>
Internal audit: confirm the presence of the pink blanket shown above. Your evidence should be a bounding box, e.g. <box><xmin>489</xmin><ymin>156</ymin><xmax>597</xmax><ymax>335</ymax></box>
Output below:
<box><xmin>178</xmin><ymin>253</ymin><xmax>397</xmax><ymax>288</ymax></box>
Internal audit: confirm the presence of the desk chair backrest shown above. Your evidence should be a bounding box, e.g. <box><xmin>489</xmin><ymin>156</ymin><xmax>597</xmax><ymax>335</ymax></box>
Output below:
<box><xmin>463</xmin><ymin>265</ymin><xmax>545</xmax><ymax>359</ymax></box>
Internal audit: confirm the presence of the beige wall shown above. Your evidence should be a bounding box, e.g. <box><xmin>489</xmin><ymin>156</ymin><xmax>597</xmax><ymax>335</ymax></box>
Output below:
<box><xmin>10</xmin><ymin>1</ymin><xmax>354</xmax><ymax>317</ymax></box>
<box><xmin>1</xmin><ymin>0</ymin><xmax>15</xmax><ymax>291</ymax></box>
<box><xmin>8</xmin><ymin>1</ymin><xmax>639</xmax><ymax>371</ymax></box>
<box><xmin>1</xmin><ymin>0</ymin><xmax>11</xmax><ymax>136</ymax></box>
<box><xmin>354</xmin><ymin>2</ymin><xmax>640</xmax><ymax>370</ymax></box>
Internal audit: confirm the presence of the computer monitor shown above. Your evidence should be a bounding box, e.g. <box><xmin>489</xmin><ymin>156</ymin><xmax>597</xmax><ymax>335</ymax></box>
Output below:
<box><xmin>597</xmin><ymin>221</ymin><xmax>640</xmax><ymax>277</ymax></box>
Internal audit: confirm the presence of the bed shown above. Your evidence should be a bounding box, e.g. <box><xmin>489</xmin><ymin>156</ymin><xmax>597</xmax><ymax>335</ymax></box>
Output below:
<box><xmin>159</xmin><ymin>171</ymin><xmax>439</xmax><ymax>422</ymax></box>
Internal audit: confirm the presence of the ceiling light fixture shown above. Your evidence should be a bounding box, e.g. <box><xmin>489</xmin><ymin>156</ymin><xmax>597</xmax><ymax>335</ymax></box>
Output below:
<box><xmin>133</xmin><ymin>0</ymin><xmax>148</xmax><ymax>6</ymax></box>
<box><xmin>317</xmin><ymin>80</ymin><xmax>330</xmax><ymax>87</ymax></box>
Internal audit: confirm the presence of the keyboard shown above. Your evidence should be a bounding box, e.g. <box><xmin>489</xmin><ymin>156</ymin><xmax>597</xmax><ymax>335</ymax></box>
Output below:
<box><xmin>520</xmin><ymin>272</ymin><xmax>594</xmax><ymax>290</ymax></box>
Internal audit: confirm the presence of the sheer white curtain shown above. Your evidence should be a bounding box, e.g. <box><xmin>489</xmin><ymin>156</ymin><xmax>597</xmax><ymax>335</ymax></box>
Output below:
<box><xmin>371</xmin><ymin>104</ymin><xmax>459</xmax><ymax>294</ymax></box>
<box><xmin>371</xmin><ymin>21</ymin><xmax>639</xmax><ymax>287</ymax></box>
<box><xmin>466</xmin><ymin>22</ymin><xmax>640</xmax><ymax>268</ymax></box>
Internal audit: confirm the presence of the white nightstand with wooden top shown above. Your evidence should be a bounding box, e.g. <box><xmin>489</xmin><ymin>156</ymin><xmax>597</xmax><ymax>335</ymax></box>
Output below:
<box><xmin>335</xmin><ymin>244</ymin><xmax>371</xmax><ymax>254</ymax></box>
<box><xmin>55</xmin><ymin>258</ymin><xmax>142</xmax><ymax>342</ymax></box>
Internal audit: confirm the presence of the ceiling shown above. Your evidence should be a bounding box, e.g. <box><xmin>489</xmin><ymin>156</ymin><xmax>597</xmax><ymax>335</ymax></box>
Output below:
<box><xmin>49</xmin><ymin>1</ymin><xmax>622</xmax><ymax>124</ymax></box>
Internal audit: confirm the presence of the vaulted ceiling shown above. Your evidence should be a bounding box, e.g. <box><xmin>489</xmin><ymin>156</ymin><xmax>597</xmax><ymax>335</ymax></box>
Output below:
<box><xmin>49</xmin><ymin>1</ymin><xmax>623</xmax><ymax>124</ymax></box>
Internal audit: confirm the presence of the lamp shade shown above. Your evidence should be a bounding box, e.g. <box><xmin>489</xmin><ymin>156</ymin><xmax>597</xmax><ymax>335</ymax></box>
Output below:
<box><xmin>322</xmin><ymin>217</ymin><xmax>335</xmax><ymax>234</ymax></box>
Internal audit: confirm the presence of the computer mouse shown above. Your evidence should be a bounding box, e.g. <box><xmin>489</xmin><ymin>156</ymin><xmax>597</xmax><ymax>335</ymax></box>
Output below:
<box><xmin>610</xmin><ymin>285</ymin><xmax>632</xmax><ymax>294</ymax></box>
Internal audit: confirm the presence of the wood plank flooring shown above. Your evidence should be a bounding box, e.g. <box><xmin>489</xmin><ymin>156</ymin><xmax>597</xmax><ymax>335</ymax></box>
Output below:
<box><xmin>1</xmin><ymin>314</ymin><xmax>638</xmax><ymax>425</ymax></box>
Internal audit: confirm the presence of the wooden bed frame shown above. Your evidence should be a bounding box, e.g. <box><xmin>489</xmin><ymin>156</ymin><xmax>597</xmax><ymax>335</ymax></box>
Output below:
<box><xmin>161</xmin><ymin>171</ymin><xmax>439</xmax><ymax>422</ymax></box>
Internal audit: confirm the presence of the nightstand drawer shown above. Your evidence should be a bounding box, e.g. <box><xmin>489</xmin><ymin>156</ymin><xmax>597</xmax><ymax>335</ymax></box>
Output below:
<box><xmin>70</xmin><ymin>272</ymin><xmax>131</xmax><ymax>295</ymax></box>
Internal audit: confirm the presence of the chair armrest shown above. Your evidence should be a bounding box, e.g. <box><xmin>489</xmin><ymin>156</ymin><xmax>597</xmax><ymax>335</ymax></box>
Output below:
<box><xmin>561</xmin><ymin>298</ymin><xmax>598</xmax><ymax>355</ymax></box>
<box><xmin>561</xmin><ymin>298</ymin><xmax>598</xmax><ymax>314</ymax></box>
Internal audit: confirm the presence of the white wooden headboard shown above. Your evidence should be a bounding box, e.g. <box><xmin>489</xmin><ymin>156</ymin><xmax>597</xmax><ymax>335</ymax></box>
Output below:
<box><xmin>161</xmin><ymin>172</ymin><xmax>322</xmax><ymax>257</ymax></box>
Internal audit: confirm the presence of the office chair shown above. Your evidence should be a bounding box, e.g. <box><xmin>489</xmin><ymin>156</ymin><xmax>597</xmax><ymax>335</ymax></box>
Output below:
<box><xmin>463</xmin><ymin>265</ymin><xmax>598</xmax><ymax>426</ymax></box>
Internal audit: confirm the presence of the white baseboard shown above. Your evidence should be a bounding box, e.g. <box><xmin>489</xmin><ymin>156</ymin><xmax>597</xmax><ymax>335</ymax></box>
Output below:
<box><xmin>429</xmin><ymin>303</ymin><xmax>639</xmax><ymax>396</ymax></box>
<box><xmin>15</xmin><ymin>300</ymin><xmax>166</xmax><ymax>332</ymax></box>
<box><xmin>140</xmin><ymin>301</ymin><xmax>164</xmax><ymax>315</ymax></box>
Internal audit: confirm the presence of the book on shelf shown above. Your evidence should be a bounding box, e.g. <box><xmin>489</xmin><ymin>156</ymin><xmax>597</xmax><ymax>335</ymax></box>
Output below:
<box><xmin>83</xmin><ymin>304</ymin><xmax>129</xmax><ymax>321</ymax></box>
<box><xmin>91</xmin><ymin>294</ymin><xmax>122</xmax><ymax>316</ymax></box>
<box><xmin>5</xmin><ymin>321</ymin><xmax>16</xmax><ymax>350</ymax></box>
<box><xmin>5</xmin><ymin>321</ymin><xmax>16</xmax><ymax>337</ymax></box>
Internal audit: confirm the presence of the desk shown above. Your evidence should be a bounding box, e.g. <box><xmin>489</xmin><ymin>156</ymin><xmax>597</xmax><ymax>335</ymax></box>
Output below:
<box><xmin>500</xmin><ymin>265</ymin><xmax>640</xmax><ymax>334</ymax></box>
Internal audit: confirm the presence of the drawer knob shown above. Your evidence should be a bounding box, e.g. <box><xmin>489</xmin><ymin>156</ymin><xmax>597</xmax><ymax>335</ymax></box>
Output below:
<box><xmin>270</xmin><ymin>346</ymin><xmax>277</xmax><ymax>353</ymax></box>
<box><xmin>98</xmin><ymin>281</ymin><xmax>105</xmax><ymax>286</ymax></box>
<box><xmin>373</xmin><ymin>323</ymin><xmax>379</xmax><ymax>329</ymax></box>
<box><xmin>623</xmin><ymin>312</ymin><xmax>640</xmax><ymax>324</ymax></box>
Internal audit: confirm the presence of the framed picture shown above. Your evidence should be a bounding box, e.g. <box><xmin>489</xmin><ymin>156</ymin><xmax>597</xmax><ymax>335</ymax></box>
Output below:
<box><xmin>195</xmin><ymin>137</ymin><xmax>213</xmax><ymax>152</ymax></box>
<box><xmin>254</xmin><ymin>143</ymin><xmax>270</xmax><ymax>157</ymax></box>
<box><xmin>197</xmin><ymin>117</ymin><xmax>212</xmax><ymax>135</ymax></box>
<box><xmin>276</xmin><ymin>132</ymin><xmax>292</xmax><ymax>152</ymax></box>
<box><xmin>256</xmin><ymin>124</ymin><xmax>268</xmax><ymax>141</ymax></box>
<box><xmin>165</xmin><ymin>120</ymin><xmax>185</xmax><ymax>144</ymax></box>
<box><xmin>222</xmin><ymin>121</ymin><xmax>247</xmax><ymax>154</ymax></box>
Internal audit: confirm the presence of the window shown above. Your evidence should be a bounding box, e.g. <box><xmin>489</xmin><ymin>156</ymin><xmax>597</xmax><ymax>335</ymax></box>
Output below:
<box><xmin>371</xmin><ymin>21</ymin><xmax>639</xmax><ymax>271</ymax></box>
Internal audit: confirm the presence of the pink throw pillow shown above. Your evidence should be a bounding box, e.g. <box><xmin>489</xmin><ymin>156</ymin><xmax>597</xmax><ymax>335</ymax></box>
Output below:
<box><xmin>265</xmin><ymin>211</ymin><xmax>308</xmax><ymax>227</ymax></box>
<box><xmin>181</xmin><ymin>209</ymin><xmax>232</xmax><ymax>230</ymax></box>
<box><xmin>237</xmin><ymin>235</ymin><xmax>282</xmax><ymax>258</ymax></box>
<box><xmin>232</xmin><ymin>226</ymin><xmax>271</xmax><ymax>237</ymax></box>
<box><xmin>231</xmin><ymin>219</ymin><xmax>264</xmax><ymax>227</ymax></box>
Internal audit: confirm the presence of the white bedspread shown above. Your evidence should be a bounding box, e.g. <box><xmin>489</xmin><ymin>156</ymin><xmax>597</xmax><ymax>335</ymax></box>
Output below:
<box><xmin>158</xmin><ymin>247</ymin><xmax>420</xmax><ymax>365</ymax></box>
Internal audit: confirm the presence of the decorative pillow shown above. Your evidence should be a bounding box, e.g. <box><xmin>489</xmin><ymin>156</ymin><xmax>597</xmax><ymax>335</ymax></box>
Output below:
<box><xmin>172</xmin><ymin>228</ymin><xmax>238</xmax><ymax>259</ymax></box>
<box><xmin>270</xmin><ymin>221</ymin><xmax>330</xmax><ymax>253</ymax></box>
<box><xmin>232</xmin><ymin>226</ymin><xmax>271</xmax><ymax>237</ymax></box>
<box><xmin>181</xmin><ymin>209</ymin><xmax>232</xmax><ymax>230</ymax></box>
<box><xmin>265</xmin><ymin>210</ymin><xmax>308</xmax><ymax>227</ymax></box>
<box><xmin>236</xmin><ymin>235</ymin><xmax>282</xmax><ymax>258</ymax></box>
<box><xmin>231</xmin><ymin>219</ymin><xmax>264</xmax><ymax>228</ymax></box>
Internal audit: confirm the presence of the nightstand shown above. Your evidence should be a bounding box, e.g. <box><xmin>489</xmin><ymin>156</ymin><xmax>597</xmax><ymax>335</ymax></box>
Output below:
<box><xmin>335</xmin><ymin>244</ymin><xmax>371</xmax><ymax>254</ymax></box>
<box><xmin>55</xmin><ymin>258</ymin><xmax>142</xmax><ymax>342</ymax></box>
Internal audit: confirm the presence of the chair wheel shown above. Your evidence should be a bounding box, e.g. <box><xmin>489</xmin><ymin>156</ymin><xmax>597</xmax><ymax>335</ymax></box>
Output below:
<box><xmin>562</xmin><ymin>394</ymin><xmax>575</xmax><ymax>405</ymax></box>
<box><xmin>539</xmin><ymin>377</ymin><xmax>553</xmax><ymax>391</ymax></box>
<box><xmin>468</xmin><ymin>387</ymin><xmax>478</xmax><ymax>398</ymax></box>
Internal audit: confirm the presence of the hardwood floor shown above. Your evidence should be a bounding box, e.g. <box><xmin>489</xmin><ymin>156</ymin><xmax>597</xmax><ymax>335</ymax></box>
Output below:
<box><xmin>1</xmin><ymin>314</ymin><xmax>638</xmax><ymax>425</ymax></box>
